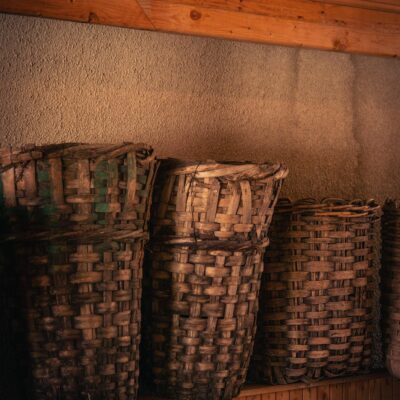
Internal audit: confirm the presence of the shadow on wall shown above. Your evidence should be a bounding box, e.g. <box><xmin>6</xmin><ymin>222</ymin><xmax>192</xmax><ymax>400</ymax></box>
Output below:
<box><xmin>0</xmin><ymin>242</ymin><xmax>33</xmax><ymax>400</ymax></box>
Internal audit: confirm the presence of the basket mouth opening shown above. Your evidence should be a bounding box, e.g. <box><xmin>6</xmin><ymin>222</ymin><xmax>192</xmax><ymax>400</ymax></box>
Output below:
<box><xmin>160</xmin><ymin>158</ymin><xmax>288</xmax><ymax>181</ymax></box>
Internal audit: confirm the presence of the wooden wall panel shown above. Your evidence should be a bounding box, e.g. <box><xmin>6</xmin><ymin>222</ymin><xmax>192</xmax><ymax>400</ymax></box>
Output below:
<box><xmin>1</xmin><ymin>0</ymin><xmax>400</xmax><ymax>57</ymax></box>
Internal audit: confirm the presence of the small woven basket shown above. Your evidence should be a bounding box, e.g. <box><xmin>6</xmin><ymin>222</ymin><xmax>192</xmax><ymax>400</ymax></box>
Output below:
<box><xmin>0</xmin><ymin>143</ymin><xmax>157</xmax><ymax>238</ymax></box>
<box><xmin>382</xmin><ymin>199</ymin><xmax>400</xmax><ymax>379</ymax></box>
<box><xmin>251</xmin><ymin>199</ymin><xmax>382</xmax><ymax>384</ymax></box>
<box><xmin>0</xmin><ymin>143</ymin><xmax>158</xmax><ymax>400</ymax></box>
<box><xmin>147</xmin><ymin>160</ymin><xmax>288</xmax><ymax>400</ymax></box>
<box><xmin>151</xmin><ymin>160</ymin><xmax>288</xmax><ymax>245</ymax></box>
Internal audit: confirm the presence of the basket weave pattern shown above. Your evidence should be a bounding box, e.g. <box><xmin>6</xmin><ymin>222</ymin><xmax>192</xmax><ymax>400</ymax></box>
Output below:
<box><xmin>152</xmin><ymin>161</ymin><xmax>287</xmax><ymax>245</ymax></box>
<box><xmin>148</xmin><ymin>160</ymin><xmax>288</xmax><ymax>400</ymax></box>
<box><xmin>18</xmin><ymin>239</ymin><xmax>145</xmax><ymax>399</ymax></box>
<box><xmin>0</xmin><ymin>143</ymin><xmax>157</xmax><ymax>238</ymax></box>
<box><xmin>252</xmin><ymin>199</ymin><xmax>381</xmax><ymax>384</ymax></box>
<box><xmin>151</xmin><ymin>245</ymin><xmax>264</xmax><ymax>400</ymax></box>
<box><xmin>382</xmin><ymin>200</ymin><xmax>400</xmax><ymax>379</ymax></box>
<box><xmin>0</xmin><ymin>143</ymin><xmax>158</xmax><ymax>400</ymax></box>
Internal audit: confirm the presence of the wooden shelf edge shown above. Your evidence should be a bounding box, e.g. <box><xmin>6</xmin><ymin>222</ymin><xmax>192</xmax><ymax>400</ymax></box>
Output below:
<box><xmin>1</xmin><ymin>0</ymin><xmax>400</xmax><ymax>57</ymax></box>
<box><xmin>237</xmin><ymin>371</ymin><xmax>390</xmax><ymax>396</ymax></box>
<box><xmin>139</xmin><ymin>371</ymin><xmax>392</xmax><ymax>399</ymax></box>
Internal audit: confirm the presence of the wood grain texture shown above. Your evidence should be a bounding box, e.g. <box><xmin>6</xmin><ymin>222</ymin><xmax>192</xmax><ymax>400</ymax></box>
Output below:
<box><xmin>139</xmin><ymin>0</ymin><xmax>400</xmax><ymax>57</ymax></box>
<box><xmin>262</xmin><ymin>394</ymin><xmax>277</xmax><ymax>400</ymax></box>
<box><xmin>235</xmin><ymin>374</ymin><xmax>397</xmax><ymax>400</ymax></box>
<box><xmin>1</xmin><ymin>0</ymin><xmax>400</xmax><ymax>56</ymax></box>
<box><xmin>321</xmin><ymin>0</ymin><xmax>400</xmax><ymax>13</ymax></box>
<box><xmin>234</xmin><ymin>373</ymin><xmax>390</xmax><ymax>396</ymax></box>
<box><xmin>393</xmin><ymin>378</ymin><xmax>400</xmax><ymax>399</ymax></box>
<box><xmin>370</xmin><ymin>378</ymin><xmax>383</xmax><ymax>400</ymax></box>
<box><xmin>343</xmin><ymin>381</ymin><xmax>358</xmax><ymax>400</ymax></box>
<box><xmin>317</xmin><ymin>385</ymin><xmax>330</xmax><ymax>400</ymax></box>
<box><xmin>382</xmin><ymin>377</ymin><xmax>393</xmax><ymax>399</ymax></box>
<box><xmin>275</xmin><ymin>392</ymin><xmax>290</xmax><ymax>400</ymax></box>
<box><xmin>355</xmin><ymin>379</ymin><xmax>369</xmax><ymax>400</ymax></box>
<box><xmin>0</xmin><ymin>0</ymin><xmax>154</xmax><ymax>29</ymax></box>
<box><xmin>329</xmin><ymin>384</ymin><xmax>343</xmax><ymax>400</ymax></box>
<box><xmin>302</xmin><ymin>387</ymin><xmax>318</xmax><ymax>400</ymax></box>
<box><xmin>141</xmin><ymin>374</ymin><xmax>399</xmax><ymax>399</ymax></box>
<box><xmin>289</xmin><ymin>389</ymin><xmax>303</xmax><ymax>400</ymax></box>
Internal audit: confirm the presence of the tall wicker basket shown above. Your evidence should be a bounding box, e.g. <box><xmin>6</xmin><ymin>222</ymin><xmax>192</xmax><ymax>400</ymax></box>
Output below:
<box><xmin>250</xmin><ymin>199</ymin><xmax>382</xmax><ymax>384</ymax></box>
<box><xmin>382</xmin><ymin>199</ymin><xmax>400</xmax><ymax>379</ymax></box>
<box><xmin>0</xmin><ymin>143</ymin><xmax>158</xmax><ymax>400</ymax></box>
<box><xmin>147</xmin><ymin>160</ymin><xmax>288</xmax><ymax>400</ymax></box>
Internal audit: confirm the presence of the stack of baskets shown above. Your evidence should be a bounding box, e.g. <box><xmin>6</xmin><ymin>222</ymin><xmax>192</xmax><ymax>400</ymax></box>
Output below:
<box><xmin>251</xmin><ymin>199</ymin><xmax>382</xmax><ymax>384</ymax></box>
<box><xmin>382</xmin><ymin>199</ymin><xmax>400</xmax><ymax>379</ymax></box>
<box><xmin>0</xmin><ymin>143</ymin><xmax>158</xmax><ymax>400</ymax></box>
<box><xmin>148</xmin><ymin>160</ymin><xmax>288</xmax><ymax>399</ymax></box>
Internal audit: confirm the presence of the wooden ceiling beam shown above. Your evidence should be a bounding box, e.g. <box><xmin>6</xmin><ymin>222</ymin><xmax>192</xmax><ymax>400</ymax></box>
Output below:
<box><xmin>0</xmin><ymin>0</ymin><xmax>154</xmax><ymax>29</ymax></box>
<box><xmin>321</xmin><ymin>1</ymin><xmax>400</xmax><ymax>14</ymax></box>
<box><xmin>138</xmin><ymin>0</ymin><xmax>400</xmax><ymax>56</ymax></box>
<box><xmin>0</xmin><ymin>0</ymin><xmax>400</xmax><ymax>57</ymax></box>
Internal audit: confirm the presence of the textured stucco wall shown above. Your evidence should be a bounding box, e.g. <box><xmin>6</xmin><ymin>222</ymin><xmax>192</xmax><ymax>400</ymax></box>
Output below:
<box><xmin>1</xmin><ymin>14</ymin><xmax>400</xmax><ymax>200</ymax></box>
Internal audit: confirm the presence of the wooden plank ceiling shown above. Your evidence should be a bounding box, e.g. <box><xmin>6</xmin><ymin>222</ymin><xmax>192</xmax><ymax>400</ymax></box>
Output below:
<box><xmin>1</xmin><ymin>0</ymin><xmax>400</xmax><ymax>57</ymax></box>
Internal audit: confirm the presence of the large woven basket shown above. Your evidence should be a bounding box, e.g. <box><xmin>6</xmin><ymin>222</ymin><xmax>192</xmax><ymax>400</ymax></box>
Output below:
<box><xmin>0</xmin><ymin>143</ymin><xmax>158</xmax><ymax>400</ymax></box>
<box><xmin>382</xmin><ymin>199</ymin><xmax>400</xmax><ymax>379</ymax></box>
<box><xmin>251</xmin><ymin>199</ymin><xmax>382</xmax><ymax>384</ymax></box>
<box><xmin>147</xmin><ymin>160</ymin><xmax>288</xmax><ymax>400</ymax></box>
<box><xmin>150</xmin><ymin>244</ymin><xmax>265</xmax><ymax>400</ymax></box>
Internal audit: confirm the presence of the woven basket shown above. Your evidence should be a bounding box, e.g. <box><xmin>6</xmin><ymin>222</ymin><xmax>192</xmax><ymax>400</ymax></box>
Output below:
<box><xmin>151</xmin><ymin>160</ymin><xmax>288</xmax><ymax>245</ymax></box>
<box><xmin>0</xmin><ymin>143</ymin><xmax>157</xmax><ymax>238</ymax></box>
<box><xmin>17</xmin><ymin>238</ymin><xmax>146</xmax><ymax>399</ymax></box>
<box><xmin>0</xmin><ymin>143</ymin><xmax>158</xmax><ymax>400</ymax></box>
<box><xmin>251</xmin><ymin>199</ymin><xmax>382</xmax><ymax>384</ymax></box>
<box><xmin>382</xmin><ymin>199</ymin><xmax>400</xmax><ymax>379</ymax></box>
<box><xmin>150</xmin><ymin>244</ymin><xmax>265</xmax><ymax>400</ymax></box>
<box><xmin>147</xmin><ymin>160</ymin><xmax>288</xmax><ymax>400</ymax></box>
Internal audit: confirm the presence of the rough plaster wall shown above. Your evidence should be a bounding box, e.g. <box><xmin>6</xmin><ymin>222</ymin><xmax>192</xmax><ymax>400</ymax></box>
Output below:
<box><xmin>1</xmin><ymin>13</ymin><xmax>400</xmax><ymax>200</ymax></box>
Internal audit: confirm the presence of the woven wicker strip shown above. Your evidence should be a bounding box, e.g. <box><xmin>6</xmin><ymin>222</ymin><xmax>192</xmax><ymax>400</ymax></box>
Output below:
<box><xmin>147</xmin><ymin>160</ymin><xmax>288</xmax><ymax>400</ymax></box>
<box><xmin>0</xmin><ymin>143</ymin><xmax>158</xmax><ymax>400</ymax></box>
<box><xmin>382</xmin><ymin>199</ymin><xmax>400</xmax><ymax>379</ymax></box>
<box><xmin>251</xmin><ymin>199</ymin><xmax>382</xmax><ymax>384</ymax></box>
<box><xmin>151</xmin><ymin>160</ymin><xmax>288</xmax><ymax>245</ymax></box>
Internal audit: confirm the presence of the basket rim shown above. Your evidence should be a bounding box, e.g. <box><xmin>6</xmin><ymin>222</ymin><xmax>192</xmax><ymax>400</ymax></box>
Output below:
<box><xmin>0</xmin><ymin>142</ymin><xmax>155</xmax><ymax>172</ymax></box>
<box><xmin>150</xmin><ymin>236</ymin><xmax>270</xmax><ymax>250</ymax></box>
<box><xmin>158</xmin><ymin>158</ymin><xmax>288</xmax><ymax>181</ymax></box>
<box><xmin>0</xmin><ymin>226</ymin><xmax>149</xmax><ymax>244</ymax></box>
<box><xmin>274</xmin><ymin>197</ymin><xmax>381</xmax><ymax>217</ymax></box>
<box><xmin>384</xmin><ymin>198</ymin><xmax>400</xmax><ymax>211</ymax></box>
